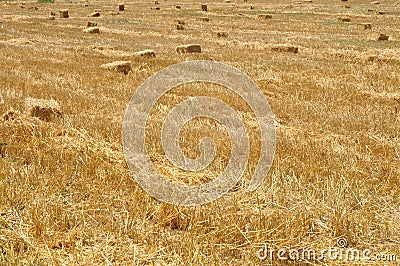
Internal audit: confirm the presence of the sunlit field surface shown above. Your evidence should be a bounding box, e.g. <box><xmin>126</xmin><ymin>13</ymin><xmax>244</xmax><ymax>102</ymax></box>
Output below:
<box><xmin>0</xmin><ymin>0</ymin><xmax>399</xmax><ymax>264</ymax></box>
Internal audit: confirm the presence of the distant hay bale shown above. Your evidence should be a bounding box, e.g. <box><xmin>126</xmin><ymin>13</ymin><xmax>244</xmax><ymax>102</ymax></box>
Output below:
<box><xmin>174</xmin><ymin>19</ymin><xmax>185</xmax><ymax>25</ymax></box>
<box><xmin>118</xmin><ymin>3</ymin><xmax>124</xmax><ymax>11</ymax></box>
<box><xmin>371</xmin><ymin>1</ymin><xmax>380</xmax><ymax>4</ymax></box>
<box><xmin>25</xmin><ymin>98</ymin><xmax>62</xmax><ymax>122</ymax></box>
<box><xmin>201</xmin><ymin>4</ymin><xmax>208</xmax><ymax>11</ymax></box>
<box><xmin>358</xmin><ymin>23</ymin><xmax>372</xmax><ymax>29</ymax></box>
<box><xmin>175</xmin><ymin>5</ymin><xmax>181</xmax><ymax>9</ymax></box>
<box><xmin>341</xmin><ymin>0</ymin><xmax>348</xmax><ymax>1</ymax></box>
<box><xmin>82</xmin><ymin>26</ymin><xmax>100</xmax><ymax>33</ymax></box>
<box><xmin>198</xmin><ymin>16</ymin><xmax>210</xmax><ymax>22</ymax></box>
<box><xmin>155</xmin><ymin>7</ymin><xmax>160</xmax><ymax>10</ymax></box>
<box><xmin>50</xmin><ymin>11</ymin><xmax>56</xmax><ymax>16</ymax></box>
<box><xmin>101</xmin><ymin>61</ymin><xmax>131</xmax><ymax>74</ymax></box>
<box><xmin>303</xmin><ymin>0</ymin><xmax>312</xmax><ymax>2</ymax></box>
<box><xmin>59</xmin><ymin>9</ymin><xmax>69</xmax><ymax>18</ymax></box>
<box><xmin>367</xmin><ymin>8</ymin><xmax>375</xmax><ymax>12</ymax></box>
<box><xmin>176</xmin><ymin>44</ymin><xmax>202</xmax><ymax>54</ymax></box>
<box><xmin>176</xmin><ymin>24</ymin><xmax>184</xmax><ymax>30</ymax></box>
<box><xmin>258</xmin><ymin>14</ymin><xmax>272</xmax><ymax>19</ymax></box>
<box><xmin>376</xmin><ymin>10</ymin><xmax>385</xmax><ymax>14</ymax></box>
<box><xmin>87</xmin><ymin>21</ymin><xmax>97</xmax><ymax>27</ymax></box>
<box><xmin>271</xmin><ymin>44</ymin><xmax>299</xmax><ymax>54</ymax></box>
<box><xmin>338</xmin><ymin>16</ymin><xmax>351</xmax><ymax>22</ymax></box>
<box><xmin>88</xmin><ymin>12</ymin><xmax>100</xmax><ymax>17</ymax></box>
<box><xmin>224</xmin><ymin>0</ymin><xmax>231</xmax><ymax>3</ymax></box>
<box><xmin>134</xmin><ymin>49</ymin><xmax>156</xmax><ymax>58</ymax></box>
<box><xmin>213</xmin><ymin>31</ymin><xmax>228</xmax><ymax>38</ymax></box>
<box><xmin>377</xmin><ymin>33</ymin><xmax>389</xmax><ymax>41</ymax></box>
<box><xmin>154</xmin><ymin>0</ymin><xmax>159</xmax><ymax>4</ymax></box>
<box><xmin>250</xmin><ymin>6</ymin><xmax>255</xmax><ymax>9</ymax></box>
<box><xmin>82</xmin><ymin>2</ymin><xmax>89</xmax><ymax>7</ymax></box>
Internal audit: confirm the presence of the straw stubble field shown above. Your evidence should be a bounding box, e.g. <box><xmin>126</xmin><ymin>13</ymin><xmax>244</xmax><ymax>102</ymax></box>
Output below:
<box><xmin>0</xmin><ymin>0</ymin><xmax>399</xmax><ymax>264</ymax></box>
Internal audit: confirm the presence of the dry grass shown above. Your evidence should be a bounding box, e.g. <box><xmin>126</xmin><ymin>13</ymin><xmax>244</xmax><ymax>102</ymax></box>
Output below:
<box><xmin>0</xmin><ymin>0</ymin><xmax>399</xmax><ymax>265</ymax></box>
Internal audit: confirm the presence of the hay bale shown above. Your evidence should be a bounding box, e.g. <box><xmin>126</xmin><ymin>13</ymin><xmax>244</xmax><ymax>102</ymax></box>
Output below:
<box><xmin>83</xmin><ymin>26</ymin><xmax>100</xmax><ymax>33</ymax></box>
<box><xmin>88</xmin><ymin>12</ymin><xmax>100</xmax><ymax>17</ymax></box>
<box><xmin>50</xmin><ymin>11</ymin><xmax>56</xmax><ymax>16</ymax></box>
<box><xmin>118</xmin><ymin>3</ymin><xmax>124</xmax><ymax>11</ymax></box>
<box><xmin>176</xmin><ymin>24</ymin><xmax>184</xmax><ymax>30</ymax></box>
<box><xmin>304</xmin><ymin>0</ymin><xmax>312</xmax><ymax>2</ymax></box>
<box><xmin>201</xmin><ymin>4</ymin><xmax>207</xmax><ymax>11</ymax></box>
<box><xmin>214</xmin><ymin>31</ymin><xmax>228</xmax><ymax>38</ymax></box>
<box><xmin>341</xmin><ymin>0</ymin><xmax>348</xmax><ymax>1</ymax></box>
<box><xmin>176</xmin><ymin>44</ymin><xmax>202</xmax><ymax>54</ymax></box>
<box><xmin>224</xmin><ymin>0</ymin><xmax>231</xmax><ymax>3</ymax></box>
<box><xmin>377</xmin><ymin>33</ymin><xmax>389</xmax><ymax>41</ymax></box>
<box><xmin>155</xmin><ymin>7</ymin><xmax>160</xmax><ymax>10</ymax></box>
<box><xmin>338</xmin><ymin>16</ymin><xmax>351</xmax><ymax>22</ymax></box>
<box><xmin>59</xmin><ymin>9</ymin><xmax>69</xmax><ymax>18</ymax></box>
<box><xmin>87</xmin><ymin>21</ymin><xmax>97</xmax><ymax>27</ymax></box>
<box><xmin>367</xmin><ymin>8</ymin><xmax>375</xmax><ymax>12</ymax></box>
<box><xmin>82</xmin><ymin>2</ymin><xmax>89</xmax><ymax>7</ymax></box>
<box><xmin>371</xmin><ymin>1</ymin><xmax>380</xmax><ymax>4</ymax></box>
<box><xmin>271</xmin><ymin>44</ymin><xmax>299</xmax><ymax>54</ymax></box>
<box><xmin>155</xmin><ymin>0</ymin><xmax>159</xmax><ymax>4</ymax></box>
<box><xmin>250</xmin><ymin>6</ymin><xmax>255</xmax><ymax>9</ymax></box>
<box><xmin>358</xmin><ymin>23</ymin><xmax>372</xmax><ymax>29</ymax></box>
<box><xmin>198</xmin><ymin>16</ymin><xmax>210</xmax><ymax>22</ymax></box>
<box><xmin>101</xmin><ymin>61</ymin><xmax>131</xmax><ymax>74</ymax></box>
<box><xmin>376</xmin><ymin>10</ymin><xmax>385</xmax><ymax>14</ymax></box>
<box><xmin>134</xmin><ymin>49</ymin><xmax>156</xmax><ymax>58</ymax></box>
<box><xmin>25</xmin><ymin>98</ymin><xmax>62</xmax><ymax>122</ymax></box>
<box><xmin>258</xmin><ymin>14</ymin><xmax>272</xmax><ymax>19</ymax></box>
<box><xmin>176</xmin><ymin>5</ymin><xmax>181</xmax><ymax>9</ymax></box>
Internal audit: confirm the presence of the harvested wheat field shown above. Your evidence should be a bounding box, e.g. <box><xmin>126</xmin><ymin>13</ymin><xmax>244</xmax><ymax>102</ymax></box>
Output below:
<box><xmin>0</xmin><ymin>0</ymin><xmax>400</xmax><ymax>264</ymax></box>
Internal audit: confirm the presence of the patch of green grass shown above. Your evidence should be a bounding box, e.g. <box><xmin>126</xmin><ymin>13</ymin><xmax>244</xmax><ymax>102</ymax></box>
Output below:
<box><xmin>319</xmin><ymin>20</ymin><xmax>340</xmax><ymax>26</ymax></box>
<box><xmin>37</xmin><ymin>0</ymin><xmax>53</xmax><ymax>3</ymax></box>
<box><xmin>320</xmin><ymin>20</ymin><xmax>352</xmax><ymax>28</ymax></box>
